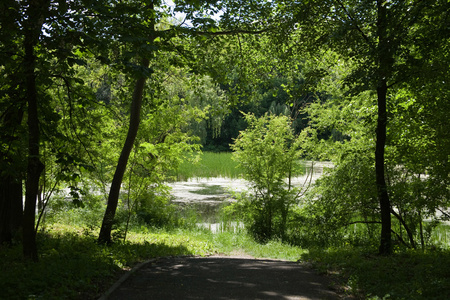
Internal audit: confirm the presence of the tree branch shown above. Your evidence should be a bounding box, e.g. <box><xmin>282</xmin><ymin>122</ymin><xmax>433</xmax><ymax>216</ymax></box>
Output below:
<box><xmin>390</xmin><ymin>208</ymin><xmax>416</xmax><ymax>249</ymax></box>
<box><xmin>344</xmin><ymin>220</ymin><xmax>381</xmax><ymax>226</ymax></box>
<box><xmin>182</xmin><ymin>27</ymin><xmax>273</xmax><ymax>37</ymax></box>
<box><xmin>391</xmin><ymin>229</ymin><xmax>412</xmax><ymax>248</ymax></box>
<box><xmin>438</xmin><ymin>208</ymin><xmax>450</xmax><ymax>220</ymax></box>
<box><xmin>334</xmin><ymin>0</ymin><xmax>376</xmax><ymax>51</ymax></box>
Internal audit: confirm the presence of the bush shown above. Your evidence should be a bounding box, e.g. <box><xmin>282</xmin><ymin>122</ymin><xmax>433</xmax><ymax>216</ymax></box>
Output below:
<box><xmin>43</xmin><ymin>192</ymin><xmax>106</xmax><ymax>229</ymax></box>
<box><xmin>230</xmin><ymin>113</ymin><xmax>307</xmax><ymax>242</ymax></box>
<box><xmin>134</xmin><ymin>189</ymin><xmax>197</xmax><ymax>229</ymax></box>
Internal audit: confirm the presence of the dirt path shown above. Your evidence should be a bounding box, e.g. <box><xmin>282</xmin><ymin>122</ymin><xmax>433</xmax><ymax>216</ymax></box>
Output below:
<box><xmin>99</xmin><ymin>255</ymin><xmax>340</xmax><ymax>300</ymax></box>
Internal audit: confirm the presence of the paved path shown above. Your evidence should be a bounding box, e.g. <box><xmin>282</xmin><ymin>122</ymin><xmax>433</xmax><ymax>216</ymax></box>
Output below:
<box><xmin>100</xmin><ymin>255</ymin><xmax>340</xmax><ymax>300</ymax></box>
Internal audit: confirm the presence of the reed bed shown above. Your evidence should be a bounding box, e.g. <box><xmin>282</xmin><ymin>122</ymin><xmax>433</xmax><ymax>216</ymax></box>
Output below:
<box><xmin>175</xmin><ymin>151</ymin><xmax>305</xmax><ymax>181</ymax></box>
<box><xmin>175</xmin><ymin>152</ymin><xmax>243</xmax><ymax>180</ymax></box>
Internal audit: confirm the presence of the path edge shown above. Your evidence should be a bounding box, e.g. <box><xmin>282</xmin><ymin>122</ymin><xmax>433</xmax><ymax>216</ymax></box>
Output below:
<box><xmin>97</xmin><ymin>259</ymin><xmax>156</xmax><ymax>300</ymax></box>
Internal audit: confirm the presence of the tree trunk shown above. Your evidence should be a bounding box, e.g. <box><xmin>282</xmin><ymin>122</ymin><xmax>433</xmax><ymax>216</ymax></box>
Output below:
<box><xmin>23</xmin><ymin>43</ymin><xmax>42</xmax><ymax>261</ymax></box>
<box><xmin>98</xmin><ymin>58</ymin><xmax>150</xmax><ymax>244</ymax></box>
<box><xmin>375</xmin><ymin>80</ymin><xmax>391</xmax><ymax>255</ymax></box>
<box><xmin>98</xmin><ymin>0</ymin><xmax>156</xmax><ymax>244</ymax></box>
<box><xmin>22</xmin><ymin>0</ymin><xmax>48</xmax><ymax>261</ymax></box>
<box><xmin>0</xmin><ymin>101</ymin><xmax>25</xmax><ymax>245</ymax></box>
<box><xmin>0</xmin><ymin>177</ymin><xmax>23</xmax><ymax>245</ymax></box>
<box><xmin>376</xmin><ymin>0</ymin><xmax>392</xmax><ymax>255</ymax></box>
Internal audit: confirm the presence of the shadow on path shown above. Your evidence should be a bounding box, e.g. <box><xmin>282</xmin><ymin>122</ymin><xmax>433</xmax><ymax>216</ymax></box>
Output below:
<box><xmin>102</xmin><ymin>256</ymin><xmax>339</xmax><ymax>300</ymax></box>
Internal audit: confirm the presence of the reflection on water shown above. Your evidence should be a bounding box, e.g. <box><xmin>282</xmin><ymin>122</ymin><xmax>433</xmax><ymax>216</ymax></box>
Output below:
<box><xmin>167</xmin><ymin>161</ymin><xmax>332</xmax><ymax>231</ymax></box>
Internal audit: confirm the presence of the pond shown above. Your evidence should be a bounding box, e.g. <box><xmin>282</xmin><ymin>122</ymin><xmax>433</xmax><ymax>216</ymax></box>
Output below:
<box><xmin>167</xmin><ymin>161</ymin><xmax>332</xmax><ymax>231</ymax></box>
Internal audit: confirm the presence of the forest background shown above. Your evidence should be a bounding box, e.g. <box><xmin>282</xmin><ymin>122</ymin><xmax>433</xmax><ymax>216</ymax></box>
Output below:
<box><xmin>1</xmin><ymin>0</ymin><xmax>449</xmax><ymax>299</ymax></box>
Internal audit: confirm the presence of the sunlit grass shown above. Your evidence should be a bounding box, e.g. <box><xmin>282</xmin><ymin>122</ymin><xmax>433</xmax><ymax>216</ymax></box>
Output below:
<box><xmin>176</xmin><ymin>152</ymin><xmax>243</xmax><ymax>180</ymax></box>
<box><xmin>175</xmin><ymin>151</ymin><xmax>306</xmax><ymax>181</ymax></box>
<box><xmin>3</xmin><ymin>220</ymin><xmax>450</xmax><ymax>299</ymax></box>
<box><xmin>0</xmin><ymin>225</ymin><xmax>218</xmax><ymax>300</ymax></box>
<box><xmin>0</xmin><ymin>223</ymin><xmax>307</xmax><ymax>300</ymax></box>
<box><xmin>5</xmin><ymin>154</ymin><xmax>449</xmax><ymax>300</ymax></box>
<box><xmin>200</xmin><ymin>230</ymin><xmax>307</xmax><ymax>261</ymax></box>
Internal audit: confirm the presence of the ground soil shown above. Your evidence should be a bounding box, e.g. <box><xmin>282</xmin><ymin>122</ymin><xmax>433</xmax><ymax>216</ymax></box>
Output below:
<box><xmin>99</xmin><ymin>254</ymin><xmax>342</xmax><ymax>300</ymax></box>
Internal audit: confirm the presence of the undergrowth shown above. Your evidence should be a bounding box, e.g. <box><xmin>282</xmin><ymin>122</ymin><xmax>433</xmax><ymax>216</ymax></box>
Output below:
<box><xmin>303</xmin><ymin>247</ymin><xmax>450</xmax><ymax>299</ymax></box>
<box><xmin>0</xmin><ymin>224</ymin><xmax>306</xmax><ymax>300</ymax></box>
<box><xmin>0</xmin><ymin>225</ymin><xmax>215</xmax><ymax>300</ymax></box>
<box><xmin>2</xmin><ymin>224</ymin><xmax>450</xmax><ymax>299</ymax></box>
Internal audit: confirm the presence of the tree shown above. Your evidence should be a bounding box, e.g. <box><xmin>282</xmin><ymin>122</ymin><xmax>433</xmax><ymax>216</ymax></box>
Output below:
<box><xmin>162</xmin><ymin>69</ymin><xmax>229</xmax><ymax>147</ymax></box>
<box><xmin>21</xmin><ymin>0</ymin><xmax>52</xmax><ymax>261</ymax></box>
<box><xmin>97</xmin><ymin>54</ymin><xmax>151</xmax><ymax>243</ymax></box>
<box><xmin>97</xmin><ymin>0</ymin><xmax>179</xmax><ymax>244</ymax></box>
<box><xmin>274</xmin><ymin>0</ymin><xmax>450</xmax><ymax>254</ymax></box>
<box><xmin>97</xmin><ymin>0</ymin><xmax>272</xmax><ymax>243</ymax></box>
<box><xmin>0</xmin><ymin>0</ymin><xmax>26</xmax><ymax>245</ymax></box>
<box><xmin>1</xmin><ymin>0</ymin><xmax>142</xmax><ymax>258</ymax></box>
<box><xmin>120</xmin><ymin>71</ymin><xmax>207</xmax><ymax>236</ymax></box>
<box><xmin>231</xmin><ymin>113</ymin><xmax>306</xmax><ymax>242</ymax></box>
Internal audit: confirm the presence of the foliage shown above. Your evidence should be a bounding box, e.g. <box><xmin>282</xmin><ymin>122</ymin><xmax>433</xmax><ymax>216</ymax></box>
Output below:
<box><xmin>43</xmin><ymin>192</ymin><xmax>106</xmax><ymax>229</ymax></box>
<box><xmin>271</xmin><ymin>0</ymin><xmax>450</xmax><ymax>255</ymax></box>
<box><xmin>195</xmin><ymin>32</ymin><xmax>313</xmax><ymax>152</ymax></box>
<box><xmin>0</xmin><ymin>4</ymin><xmax>448</xmax><ymax>299</ymax></box>
<box><xmin>132</xmin><ymin>188</ymin><xmax>196</xmax><ymax>230</ymax></box>
<box><xmin>44</xmin><ymin>183</ymin><xmax>198</xmax><ymax>243</ymax></box>
<box><xmin>231</xmin><ymin>113</ymin><xmax>307</xmax><ymax>242</ymax></box>
<box><xmin>296</xmin><ymin>55</ymin><xmax>450</xmax><ymax>250</ymax></box>
<box><xmin>162</xmin><ymin>70</ymin><xmax>230</xmax><ymax>144</ymax></box>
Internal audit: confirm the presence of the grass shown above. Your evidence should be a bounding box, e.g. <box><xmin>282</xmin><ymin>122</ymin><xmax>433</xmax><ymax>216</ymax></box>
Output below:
<box><xmin>208</xmin><ymin>231</ymin><xmax>308</xmax><ymax>261</ymax></box>
<box><xmin>8</xmin><ymin>222</ymin><xmax>449</xmax><ymax>300</ymax></box>
<box><xmin>0</xmin><ymin>225</ymin><xmax>215</xmax><ymax>300</ymax></box>
<box><xmin>175</xmin><ymin>151</ymin><xmax>306</xmax><ymax>181</ymax></box>
<box><xmin>176</xmin><ymin>152</ymin><xmax>243</xmax><ymax>180</ymax></box>
<box><xmin>0</xmin><ymin>224</ymin><xmax>306</xmax><ymax>300</ymax></box>
<box><xmin>3</xmin><ymin>154</ymin><xmax>449</xmax><ymax>299</ymax></box>
<box><xmin>431</xmin><ymin>223</ymin><xmax>450</xmax><ymax>249</ymax></box>
<box><xmin>303</xmin><ymin>247</ymin><xmax>450</xmax><ymax>299</ymax></box>
<box><xmin>3</xmin><ymin>223</ymin><xmax>450</xmax><ymax>300</ymax></box>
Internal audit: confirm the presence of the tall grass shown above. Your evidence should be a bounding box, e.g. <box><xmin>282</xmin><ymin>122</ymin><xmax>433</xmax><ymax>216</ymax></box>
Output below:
<box><xmin>431</xmin><ymin>223</ymin><xmax>450</xmax><ymax>249</ymax></box>
<box><xmin>175</xmin><ymin>151</ymin><xmax>305</xmax><ymax>181</ymax></box>
<box><xmin>175</xmin><ymin>152</ymin><xmax>243</xmax><ymax>180</ymax></box>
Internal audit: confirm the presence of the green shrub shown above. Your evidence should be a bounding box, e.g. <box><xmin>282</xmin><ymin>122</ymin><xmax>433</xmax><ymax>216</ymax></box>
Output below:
<box><xmin>43</xmin><ymin>192</ymin><xmax>106</xmax><ymax>229</ymax></box>
<box><xmin>134</xmin><ymin>189</ymin><xmax>198</xmax><ymax>229</ymax></box>
<box><xmin>230</xmin><ymin>113</ymin><xmax>307</xmax><ymax>242</ymax></box>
